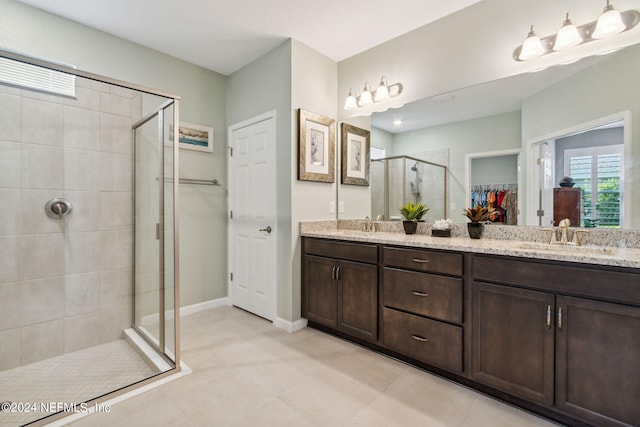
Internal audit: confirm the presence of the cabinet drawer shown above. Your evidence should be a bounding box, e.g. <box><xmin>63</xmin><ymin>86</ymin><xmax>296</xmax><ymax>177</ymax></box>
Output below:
<box><xmin>383</xmin><ymin>268</ymin><xmax>462</xmax><ymax>324</ymax></box>
<box><xmin>383</xmin><ymin>307</ymin><xmax>462</xmax><ymax>373</ymax></box>
<box><xmin>472</xmin><ymin>255</ymin><xmax>640</xmax><ymax>306</ymax></box>
<box><xmin>304</xmin><ymin>238</ymin><xmax>377</xmax><ymax>264</ymax></box>
<box><xmin>384</xmin><ymin>246</ymin><xmax>462</xmax><ymax>276</ymax></box>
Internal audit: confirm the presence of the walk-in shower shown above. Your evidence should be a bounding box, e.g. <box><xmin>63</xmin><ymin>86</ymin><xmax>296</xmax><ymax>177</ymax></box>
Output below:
<box><xmin>0</xmin><ymin>48</ymin><xmax>180</xmax><ymax>426</ymax></box>
<box><xmin>371</xmin><ymin>155</ymin><xmax>448</xmax><ymax>221</ymax></box>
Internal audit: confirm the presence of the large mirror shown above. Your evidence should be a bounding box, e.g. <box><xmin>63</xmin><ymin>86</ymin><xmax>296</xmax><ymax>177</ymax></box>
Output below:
<box><xmin>338</xmin><ymin>42</ymin><xmax>640</xmax><ymax>230</ymax></box>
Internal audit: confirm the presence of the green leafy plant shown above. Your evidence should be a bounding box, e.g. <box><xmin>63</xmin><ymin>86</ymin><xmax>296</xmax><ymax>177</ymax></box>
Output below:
<box><xmin>463</xmin><ymin>205</ymin><xmax>495</xmax><ymax>222</ymax></box>
<box><xmin>399</xmin><ymin>201</ymin><xmax>429</xmax><ymax>221</ymax></box>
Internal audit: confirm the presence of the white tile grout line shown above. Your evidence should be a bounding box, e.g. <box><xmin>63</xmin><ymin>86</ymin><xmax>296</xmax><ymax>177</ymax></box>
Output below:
<box><xmin>44</xmin><ymin>361</ymin><xmax>192</xmax><ymax>426</ymax></box>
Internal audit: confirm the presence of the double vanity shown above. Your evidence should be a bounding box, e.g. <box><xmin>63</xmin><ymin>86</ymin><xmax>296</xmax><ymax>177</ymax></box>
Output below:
<box><xmin>301</xmin><ymin>221</ymin><xmax>640</xmax><ymax>427</ymax></box>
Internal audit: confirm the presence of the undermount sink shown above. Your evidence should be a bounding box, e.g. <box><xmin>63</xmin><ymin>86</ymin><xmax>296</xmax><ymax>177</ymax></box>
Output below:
<box><xmin>515</xmin><ymin>242</ymin><xmax>617</xmax><ymax>256</ymax></box>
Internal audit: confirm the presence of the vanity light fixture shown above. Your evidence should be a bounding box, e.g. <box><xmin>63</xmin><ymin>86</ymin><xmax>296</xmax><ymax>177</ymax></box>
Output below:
<box><xmin>373</xmin><ymin>76</ymin><xmax>390</xmax><ymax>102</ymax></box>
<box><xmin>513</xmin><ymin>1</ymin><xmax>639</xmax><ymax>62</ymax></box>
<box><xmin>358</xmin><ymin>82</ymin><xmax>373</xmax><ymax>107</ymax></box>
<box><xmin>553</xmin><ymin>13</ymin><xmax>582</xmax><ymax>51</ymax></box>
<box><xmin>592</xmin><ymin>0</ymin><xmax>626</xmax><ymax>39</ymax></box>
<box><xmin>344</xmin><ymin>88</ymin><xmax>358</xmax><ymax>110</ymax></box>
<box><xmin>343</xmin><ymin>76</ymin><xmax>403</xmax><ymax>111</ymax></box>
<box><xmin>519</xmin><ymin>26</ymin><xmax>545</xmax><ymax>60</ymax></box>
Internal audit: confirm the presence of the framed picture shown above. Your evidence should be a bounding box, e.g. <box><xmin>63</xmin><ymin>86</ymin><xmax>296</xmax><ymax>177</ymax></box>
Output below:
<box><xmin>298</xmin><ymin>109</ymin><xmax>335</xmax><ymax>183</ymax></box>
<box><xmin>179</xmin><ymin>122</ymin><xmax>213</xmax><ymax>152</ymax></box>
<box><xmin>341</xmin><ymin>123</ymin><xmax>370</xmax><ymax>186</ymax></box>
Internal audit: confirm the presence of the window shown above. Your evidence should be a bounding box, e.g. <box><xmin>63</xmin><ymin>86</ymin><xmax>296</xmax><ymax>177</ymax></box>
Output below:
<box><xmin>0</xmin><ymin>55</ymin><xmax>75</xmax><ymax>97</ymax></box>
<box><xmin>565</xmin><ymin>145</ymin><xmax>623</xmax><ymax>228</ymax></box>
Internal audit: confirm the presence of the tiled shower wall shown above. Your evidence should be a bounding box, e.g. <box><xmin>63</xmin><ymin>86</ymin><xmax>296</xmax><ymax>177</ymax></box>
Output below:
<box><xmin>0</xmin><ymin>77</ymin><xmax>141</xmax><ymax>370</ymax></box>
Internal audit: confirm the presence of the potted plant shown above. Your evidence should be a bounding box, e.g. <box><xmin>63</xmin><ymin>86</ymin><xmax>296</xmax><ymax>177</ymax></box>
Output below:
<box><xmin>432</xmin><ymin>218</ymin><xmax>453</xmax><ymax>237</ymax></box>
<box><xmin>399</xmin><ymin>201</ymin><xmax>429</xmax><ymax>234</ymax></box>
<box><xmin>463</xmin><ymin>205</ymin><xmax>495</xmax><ymax>239</ymax></box>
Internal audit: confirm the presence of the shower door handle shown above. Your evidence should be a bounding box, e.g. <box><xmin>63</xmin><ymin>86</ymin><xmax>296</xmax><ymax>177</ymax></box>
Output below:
<box><xmin>259</xmin><ymin>226</ymin><xmax>272</xmax><ymax>234</ymax></box>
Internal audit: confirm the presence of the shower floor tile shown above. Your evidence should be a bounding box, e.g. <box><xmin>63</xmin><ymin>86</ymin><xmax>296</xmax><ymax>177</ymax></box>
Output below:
<box><xmin>0</xmin><ymin>340</ymin><xmax>157</xmax><ymax>427</ymax></box>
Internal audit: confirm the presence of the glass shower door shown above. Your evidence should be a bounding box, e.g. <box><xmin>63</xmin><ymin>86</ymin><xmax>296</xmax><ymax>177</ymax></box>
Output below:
<box><xmin>133</xmin><ymin>101</ymin><xmax>176</xmax><ymax>361</ymax></box>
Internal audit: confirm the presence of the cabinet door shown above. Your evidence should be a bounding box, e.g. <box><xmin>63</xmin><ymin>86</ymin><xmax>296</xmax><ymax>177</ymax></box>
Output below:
<box><xmin>556</xmin><ymin>296</ymin><xmax>640</xmax><ymax>427</ymax></box>
<box><xmin>303</xmin><ymin>255</ymin><xmax>337</xmax><ymax>328</ymax></box>
<box><xmin>471</xmin><ymin>282</ymin><xmax>555</xmax><ymax>405</ymax></box>
<box><xmin>337</xmin><ymin>260</ymin><xmax>377</xmax><ymax>342</ymax></box>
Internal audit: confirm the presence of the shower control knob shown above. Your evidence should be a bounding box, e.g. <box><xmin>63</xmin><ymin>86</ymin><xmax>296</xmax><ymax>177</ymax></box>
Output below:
<box><xmin>45</xmin><ymin>198</ymin><xmax>73</xmax><ymax>219</ymax></box>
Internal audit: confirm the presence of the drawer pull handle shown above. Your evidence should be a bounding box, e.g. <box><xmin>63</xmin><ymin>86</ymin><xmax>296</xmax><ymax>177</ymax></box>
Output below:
<box><xmin>412</xmin><ymin>291</ymin><xmax>429</xmax><ymax>297</ymax></box>
<box><xmin>411</xmin><ymin>335</ymin><xmax>429</xmax><ymax>342</ymax></box>
<box><xmin>558</xmin><ymin>307</ymin><xmax>563</xmax><ymax>330</ymax></box>
<box><xmin>412</xmin><ymin>258</ymin><xmax>430</xmax><ymax>264</ymax></box>
<box><xmin>546</xmin><ymin>305</ymin><xmax>551</xmax><ymax>329</ymax></box>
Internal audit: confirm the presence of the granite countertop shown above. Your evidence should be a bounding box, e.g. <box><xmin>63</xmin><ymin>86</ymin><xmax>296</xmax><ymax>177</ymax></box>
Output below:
<box><xmin>301</xmin><ymin>228</ymin><xmax>640</xmax><ymax>269</ymax></box>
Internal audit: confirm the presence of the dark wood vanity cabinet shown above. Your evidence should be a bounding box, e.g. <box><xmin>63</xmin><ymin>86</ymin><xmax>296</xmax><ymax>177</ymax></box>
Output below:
<box><xmin>472</xmin><ymin>254</ymin><xmax>640</xmax><ymax>427</ymax></box>
<box><xmin>302</xmin><ymin>237</ymin><xmax>640</xmax><ymax>427</ymax></box>
<box><xmin>302</xmin><ymin>238</ymin><xmax>378</xmax><ymax>342</ymax></box>
<box><xmin>382</xmin><ymin>246</ymin><xmax>464</xmax><ymax>373</ymax></box>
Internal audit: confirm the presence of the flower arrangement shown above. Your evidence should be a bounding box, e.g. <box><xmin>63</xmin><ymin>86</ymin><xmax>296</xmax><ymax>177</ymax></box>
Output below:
<box><xmin>463</xmin><ymin>205</ymin><xmax>495</xmax><ymax>223</ymax></box>
<box><xmin>399</xmin><ymin>201</ymin><xmax>429</xmax><ymax>221</ymax></box>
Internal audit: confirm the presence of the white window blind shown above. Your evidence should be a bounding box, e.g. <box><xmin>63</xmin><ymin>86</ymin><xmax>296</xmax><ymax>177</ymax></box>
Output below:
<box><xmin>565</xmin><ymin>144</ymin><xmax>623</xmax><ymax>228</ymax></box>
<box><xmin>0</xmin><ymin>56</ymin><xmax>75</xmax><ymax>97</ymax></box>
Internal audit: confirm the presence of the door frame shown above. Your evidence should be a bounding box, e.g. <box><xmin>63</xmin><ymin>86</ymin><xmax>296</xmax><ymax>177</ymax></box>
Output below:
<box><xmin>525</xmin><ymin>110</ymin><xmax>630</xmax><ymax>227</ymax></box>
<box><xmin>465</xmin><ymin>148</ymin><xmax>522</xmax><ymax>223</ymax></box>
<box><xmin>227</xmin><ymin>110</ymin><xmax>278</xmax><ymax>320</ymax></box>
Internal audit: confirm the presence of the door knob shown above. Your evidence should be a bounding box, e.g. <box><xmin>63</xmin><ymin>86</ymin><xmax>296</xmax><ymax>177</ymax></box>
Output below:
<box><xmin>259</xmin><ymin>226</ymin><xmax>272</xmax><ymax>233</ymax></box>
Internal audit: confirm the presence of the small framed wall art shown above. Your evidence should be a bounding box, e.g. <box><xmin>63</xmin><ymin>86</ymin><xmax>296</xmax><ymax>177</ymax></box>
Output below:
<box><xmin>178</xmin><ymin>122</ymin><xmax>213</xmax><ymax>152</ymax></box>
<box><xmin>298</xmin><ymin>109</ymin><xmax>336</xmax><ymax>183</ymax></box>
<box><xmin>341</xmin><ymin>123</ymin><xmax>370</xmax><ymax>186</ymax></box>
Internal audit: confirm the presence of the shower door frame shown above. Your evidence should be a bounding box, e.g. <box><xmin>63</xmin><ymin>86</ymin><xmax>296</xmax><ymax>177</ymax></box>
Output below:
<box><xmin>132</xmin><ymin>100</ymin><xmax>179</xmax><ymax>362</ymax></box>
<box><xmin>0</xmin><ymin>46</ymin><xmax>182</xmax><ymax>370</ymax></box>
<box><xmin>372</xmin><ymin>154</ymin><xmax>449</xmax><ymax>220</ymax></box>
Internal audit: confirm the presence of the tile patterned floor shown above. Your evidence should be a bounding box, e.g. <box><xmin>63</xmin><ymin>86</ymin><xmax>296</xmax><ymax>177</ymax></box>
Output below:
<box><xmin>0</xmin><ymin>340</ymin><xmax>157</xmax><ymax>427</ymax></box>
<box><xmin>67</xmin><ymin>307</ymin><xmax>558</xmax><ymax>427</ymax></box>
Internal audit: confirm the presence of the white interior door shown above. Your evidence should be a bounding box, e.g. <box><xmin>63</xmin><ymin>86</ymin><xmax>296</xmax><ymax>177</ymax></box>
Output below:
<box><xmin>228</xmin><ymin>112</ymin><xmax>277</xmax><ymax>321</ymax></box>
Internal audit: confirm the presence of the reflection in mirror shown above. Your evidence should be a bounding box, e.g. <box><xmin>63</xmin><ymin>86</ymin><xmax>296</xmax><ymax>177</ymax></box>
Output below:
<box><xmin>469</xmin><ymin>152</ymin><xmax>519</xmax><ymax>225</ymax></box>
<box><xmin>371</xmin><ymin>155</ymin><xmax>447</xmax><ymax>222</ymax></box>
<box><xmin>352</xmin><ymin>42</ymin><xmax>640</xmax><ymax>229</ymax></box>
<box><xmin>531</xmin><ymin>117</ymin><xmax>626</xmax><ymax>228</ymax></box>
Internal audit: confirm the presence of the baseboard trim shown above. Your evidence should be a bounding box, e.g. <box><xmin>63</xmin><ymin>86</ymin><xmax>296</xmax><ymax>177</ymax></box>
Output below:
<box><xmin>180</xmin><ymin>297</ymin><xmax>230</xmax><ymax>316</ymax></box>
<box><xmin>273</xmin><ymin>317</ymin><xmax>308</xmax><ymax>333</ymax></box>
<box><xmin>188</xmin><ymin>301</ymin><xmax>308</xmax><ymax>333</ymax></box>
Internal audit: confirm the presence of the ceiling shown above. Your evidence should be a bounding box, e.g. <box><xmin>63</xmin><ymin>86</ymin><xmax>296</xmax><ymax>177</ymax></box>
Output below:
<box><xmin>17</xmin><ymin>0</ymin><xmax>480</xmax><ymax>76</ymax></box>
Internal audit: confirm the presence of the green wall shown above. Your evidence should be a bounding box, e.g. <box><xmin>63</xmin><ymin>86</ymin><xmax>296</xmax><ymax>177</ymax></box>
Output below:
<box><xmin>1</xmin><ymin>0</ymin><xmax>228</xmax><ymax>307</ymax></box>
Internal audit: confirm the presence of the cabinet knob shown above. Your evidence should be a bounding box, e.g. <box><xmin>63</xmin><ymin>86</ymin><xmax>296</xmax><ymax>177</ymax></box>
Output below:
<box><xmin>411</xmin><ymin>335</ymin><xmax>429</xmax><ymax>342</ymax></box>
<box><xmin>411</xmin><ymin>258</ymin><xmax>430</xmax><ymax>264</ymax></box>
